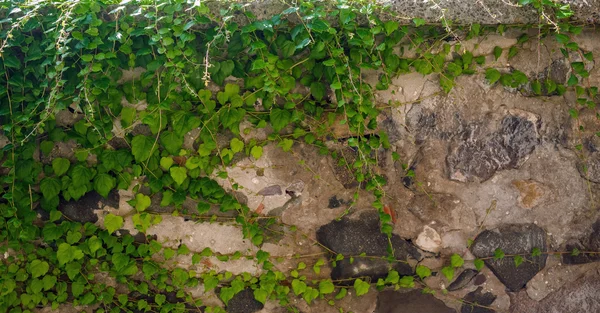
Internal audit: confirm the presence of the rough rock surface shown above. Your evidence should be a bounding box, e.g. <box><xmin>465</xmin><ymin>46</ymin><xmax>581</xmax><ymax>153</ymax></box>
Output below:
<box><xmin>375</xmin><ymin>289</ymin><xmax>456</xmax><ymax>313</ymax></box>
<box><xmin>470</xmin><ymin>224</ymin><xmax>547</xmax><ymax>292</ymax></box>
<box><xmin>460</xmin><ymin>287</ymin><xmax>497</xmax><ymax>313</ymax></box>
<box><xmin>316</xmin><ymin>211</ymin><xmax>421</xmax><ymax>281</ymax></box>
<box><xmin>447</xmin><ymin>269</ymin><xmax>478</xmax><ymax>291</ymax></box>
<box><xmin>447</xmin><ymin>112</ymin><xmax>540</xmax><ymax>183</ymax></box>
<box><xmin>226</xmin><ymin>289</ymin><xmax>264</xmax><ymax>313</ymax></box>
<box><xmin>58</xmin><ymin>190</ymin><xmax>119</xmax><ymax>223</ymax></box>
<box><xmin>510</xmin><ymin>272</ymin><xmax>600</xmax><ymax>313</ymax></box>
<box><xmin>562</xmin><ymin>218</ymin><xmax>600</xmax><ymax>264</ymax></box>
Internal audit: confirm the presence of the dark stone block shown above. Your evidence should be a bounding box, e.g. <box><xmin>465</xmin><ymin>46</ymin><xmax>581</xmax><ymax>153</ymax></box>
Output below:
<box><xmin>58</xmin><ymin>190</ymin><xmax>119</xmax><ymax>223</ymax></box>
<box><xmin>563</xmin><ymin>218</ymin><xmax>600</xmax><ymax>264</ymax></box>
<box><xmin>461</xmin><ymin>287</ymin><xmax>496</xmax><ymax>313</ymax></box>
<box><xmin>317</xmin><ymin>211</ymin><xmax>420</xmax><ymax>282</ymax></box>
<box><xmin>376</xmin><ymin>289</ymin><xmax>456</xmax><ymax>313</ymax></box>
<box><xmin>226</xmin><ymin>289</ymin><xmax>263</xmax><ymax>313</ymax></box>
<box><xmin>447</xmin><ymin>269</ymin><xmax>478</xmax><ymax>291</ymax></box>
<box><xmin>470</xmin><ymin>224</ymin><xmax>547</xmax><ymax>292</ymax></box>
<box><xmin>447</xmin><ymin>113</ymin><xmax>539</xmax><ymax>182</ymax></box>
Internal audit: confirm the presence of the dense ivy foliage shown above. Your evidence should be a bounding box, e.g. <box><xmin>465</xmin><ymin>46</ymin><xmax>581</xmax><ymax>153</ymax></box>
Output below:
<box><xmin>0</xmin><ymin>0</ymin><xmax>598</xmax><ymax>312</ymax></box>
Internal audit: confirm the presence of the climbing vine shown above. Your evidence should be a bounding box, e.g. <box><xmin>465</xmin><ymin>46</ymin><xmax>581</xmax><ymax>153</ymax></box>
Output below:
<box><xmin>0</xmin><ymin>0</ymin><xmax>598</xmax><ymax>312</ymax></box>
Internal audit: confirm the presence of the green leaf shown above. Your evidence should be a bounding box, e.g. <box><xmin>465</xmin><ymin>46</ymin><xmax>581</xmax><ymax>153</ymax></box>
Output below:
<box><xmin>485</xmin><ymin>68</ymin><xmax>501</xmax><ymax>85</ymax></box>
<box><xmin>310</xmin><ymin>82</ymin><xmax>326</xmax><ymax>101</ymax></box>
<box><xmin>567</xmin><ymin>74</ymin><xmax>578</xmax><ymax>87</ymax></box>
<box><xmin>170</xmin><ymin>166</ymin><xmax>188</xmax><ymax>185</ymax></box>
<box><xmin>29</xmin><ymin>260</ymin><xmax>49</xmax><ymax>278</ymax></box>
<box><xmin>494</xmin><ymin>248</ymin><xmax>505</xmax><ymax>260</ymax></box>
<box><xmin>42</xmin><ymin>275</ymin><xmax>56</xmax><ymax>291</ymax></box>
<box><xmin>335</xmin><ymin>288</ymin><xmax>347</xmax><ymax>300</ymax></box>
<box><xmin>514</xmin><ymin>255</ymin><xmax>524</xmax><ymax>267</ymax></box>
<box><xmin>52</xmin><ymin>158</ymin><xmax>70</xmax><ymax>176</ymax></box>
<box><xmin>493</xmin><ymin>46</ymin><xmax>503</xmax><ymax>60</ymax></box>
<box><xmin>353</xmin><ymin>278</ymin><xmax>370</xmax><ymax>296</ymax></box>
<box><xmin>384</xmin><ymin>21</ymin><xmax>399</xmax><ymax>35</ymax></box>
<box><xmin>531</xmin><ymin>247</ymin><xmax>542</xmax><ymax>257</ymax></box>
<box><xmin>135</xmin><ymin>193</ymin><xmax>152</xmax><ymax>212</ymax></box>
<box><xmin>94</xmin><ymin>173</ymin><xmax>115</xmax><ymax>198</ymax></box>
<box><xmin>508</xmin><ymin>46</ymin><xmax>518</xmax><ymax>59</ymax></box>
<box><xmin>251</xmin><ymin>145</ymin><xmax>263</xmax><ymax>160</ymax></box>
<box><xmin>451</xmin><ymin>254</ymin><xmax>464</xmax><ymax>268</ymax></box>
<box><xmin>399</xmin><ymin>275</ymin><xmax>415</xmax><ymax>288</ymax></box>
<box><xmin>416</xmin><ymin>265</ymin><xmax>432</xmax><ymax>279</ymax></box>
<box><xmin>56</xmin><ymin>243</ymin><xmax>84</xmax><ymax>266</ymax></box>
<box><xmin>278</xmin><ymin>138</ymin><xmax>294</xmax><ymax>152</ymax></box>
<box><xmin>412</xmin><ymin>18</ymin><xmax>426</xmax><ymax>27</ymax></box>
<box><xmin>160</xmin><ymin>157</ymin><xmax>174</xmax><ymax>170</ymax></box>
<box><xmin>230</xmin><ymin>138</ymin><xmax>244</xmax><ymax>153</ymax></box>
<box><xmin>270</xmin><ymin>108</ymin><xmax>292</xmax><ymax>132</ymax></box>
<box><xmin>474</xmin><ymin>258</ymin><xmax>485</xmax><ymax>271</ymax></box>
<box><xmin>131</xmin><ymin>135</ymin><xmax>157</xmax><ymax>162</ymax></box>
<box><xmin>319</xmin><ymin>280</ymin><xmax>335</xmax><ymax>295</ymax></box>
<box><xmin>160</xmin><ymin>131</ymin><xmax>183</xmax><ymax>155</ymax></box>
<box><xmin>441</xmin><ymin>266</ymin><xmax>454</xmax><ymax>281</ymax></box>
<box><xmin>40</xmin><ymin>177</ymin><xmax>61</xmax><ymax>200</ymax></box>
<box><xmin>292</xmin><ymin>279</ymin><xmax>307</xmax><ymax>295</ymax></box>
<box><xmin>531</xmin><ymin>80</ymin><xmax>542</xmax><ymax>95</ymax></box>
<box><xmin>254</xmin><ymin>288</ymin><xmax>268</xmax><ymax>304</ymax></box>
<box><xmin>385</xmin><ymin>270</ymin><xmax>399</xmax><ymax>284</ymax></box>
<box><xmin>104</xmin><ymin>213</ymin><xmax>123</xmax><ymax>234</ymax></box>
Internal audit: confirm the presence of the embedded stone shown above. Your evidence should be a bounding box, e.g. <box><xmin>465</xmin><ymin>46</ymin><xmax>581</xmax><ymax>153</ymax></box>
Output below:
<box><xmin>447</xmin><ymin>269</ymin><xmax>478</xmax><ymax>291</ymax></box>
<box><xmin>470</xmin><ymin>224</ymin><xmax>547</xmax><ymax>292</ymax></box>
<box><xmin>58</xmin><ymin>190</ymin><xmax>119</xmax><ymax>223</ymax></box>
<box><xmin>316</xmin><ymin>211</ymin><xmax>421</xmax><ymax>282</ymax></box>
<box><xmin>226</xmin><ymin>289</ymin><xmax>263</xmax><ymax>313</ymax></box>
<box><xmin>447</xmin><ymin>113</ymin><xmax>539</xmax><ymax>183</ymax></box>
<box><xmin>415</xmin><ymin>226</ymin><xmax>442</xmax><ymax>253</ymax></box>
<box><xmin>460</xmin><ymin>287</ymin><xmax>497</xmax><ymax>313</ymax></box>
<box><xmin>562</xmin><ymin>218</ymin><xmax>600</xmax><ymax>264</ymax></box>
<box><xmin>577</xmin><ymin>152</ymin><xmax>600</xmax><ymax>183</ymax></box>
<box><xmin>375</xmin><ymin>289</ymin><xmax>456</xmax><ymax>313</ymax></box>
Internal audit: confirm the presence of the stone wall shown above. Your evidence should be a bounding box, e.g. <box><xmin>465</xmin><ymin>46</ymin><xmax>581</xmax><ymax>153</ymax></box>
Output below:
<box><xmin>30</xmin><ymin>28</ymin><xmax>600</xmax><ymax>313</ymax></box>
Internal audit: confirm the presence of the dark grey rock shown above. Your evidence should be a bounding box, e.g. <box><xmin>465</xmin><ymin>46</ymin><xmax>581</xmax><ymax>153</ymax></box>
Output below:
<box><xmin>470</xmin><ymin>224</ymin><xmax>547</xmax><ymax>292</ymax></box>
<box><xmin>563</xmin><ymin>218</ymin><xmax>600</xmax><ymax>264</ymax></box>
<box><xmin>473</xmin><ymin>274</ymin><xmax>486</xmax><ymax>286</ymax></box>
<box><xmin>447</xmin><ymin>113</ymin><xmax>539</xmax><ymax>182</ymax></box>
<box><xmin>460</xmin><ymin>287</ymin><xmax>496</xmax><ymax>313</ymax></box>
<box><xmin>107</xmin><ymin>137</ymin><xmax>129</xmax><ymax>150</ymax></box>
<box><xmin>226</xmin><ymin>289</ymin><xmax>263</xmax><ymax>313</ymax></box>
<box><xmin>58</xmin><ymin>190</ymin><xmax>119</xmax><ymax>223</ymax></box>
<box><xmin>509</xmin><ymin>273</ymin><xmax>600</xmax><ymax>313</ymax></box>
<box><xmin>578</xmin><ymin>152</ymin><xmax>600</xmax><ymax>183</ymax></box>
<box><xmin>498</xmin><ymin>115</ymin><xmax>539</xmax><ymax>166</ymax></box>
<box><xmin>316</xmin><ymin>210</ymin><xmax>421</xmax><ymax>282</ymax></box>
<box><xmin>375</xmin><ymin>289</ymin><xmax>456</xmax><ymax>313</ymax></box>
<box><xmin>131</xmin><ymin>124</ymin><xmax>152</xmax><ymax>137</ymax></box>
<box><xmin>328</xmin><ymin>195</ymin><xmax>345</xmax><ymax>208</ymax></box>
<box><xmin>447</xmin><ymin>269</ymin><xmax>478</xmax><ymax>291</ymax></box>
<box><xmin>257</xmin><ymin>185</ymin><xmax>282</xmax><ymax>196</ymax></box>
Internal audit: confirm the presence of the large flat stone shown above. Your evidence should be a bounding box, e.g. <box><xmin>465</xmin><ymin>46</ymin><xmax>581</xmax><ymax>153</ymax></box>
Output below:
<box><xmin>447</xmin><ymin>112</ymin><xmax>539</xmax><ymax>183</ymax></box>
<box><xmin>470</xmin><ymin>224</ymin><xmax>547</xmax><ymax>292</ymax></box>
<box><xmin>375</xmin><ymin>289</ymin><xmax>456</xmax><ymax>313</ymax></box>
<box><xmin>316</xmin><ymin>210</ymin><xmax>421</xmax><ymax>282</ymax></box>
